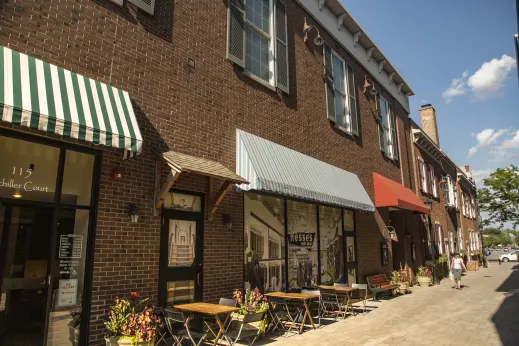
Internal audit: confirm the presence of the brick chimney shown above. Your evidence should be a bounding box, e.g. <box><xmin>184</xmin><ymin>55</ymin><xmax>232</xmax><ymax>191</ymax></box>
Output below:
<box><xmin>465</xmin><ymin>165</ymin><xmax>472</xmax><ymax>179</ymax></box>
<box><xmin>418</xmin><ymin>104</ymin><xmax>440</xmax><ymax>146</ymax></box>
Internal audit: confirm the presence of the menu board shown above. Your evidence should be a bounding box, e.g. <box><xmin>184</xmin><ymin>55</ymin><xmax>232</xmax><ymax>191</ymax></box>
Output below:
<box><xmin>59</xmin><ymin>235</ymin><xmax>83</xmax><ymax>259</ymax></box>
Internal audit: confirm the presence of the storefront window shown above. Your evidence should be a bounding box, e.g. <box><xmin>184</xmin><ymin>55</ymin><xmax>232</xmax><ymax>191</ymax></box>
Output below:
<box><xmin>343</xmin><ymin>210</ymin><xmax>357</xmax><ymax>284</ymax></box>
<box><xmin>61</xmin><ymin>150</ymin><xmax>95</xmax><ymax>206</ymax></box>
<box><xmin>319</xmin><ymin>206</ymin><xmax>344</xmax><ymax>285</ymax></box>
<box><xmin>287</xmin><ymin>200</ymin><xmax>317</xmax><ymax>289</ymax></box>
<box><xmin>0</xmin><ymin>135</ymin><xmax>59</xmax><ymax>202</ymax></box>
<box><xmin>244</xmin><ymin>194</ymin><xmax>285</xmax><ymax>293</ymax></box>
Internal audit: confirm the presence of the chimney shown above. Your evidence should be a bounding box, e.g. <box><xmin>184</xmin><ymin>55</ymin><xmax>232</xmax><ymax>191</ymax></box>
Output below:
<box><xmin>418</xmin><ymin>104</ymin><xmax>440</xmax><ymax>146</ymax></box>
<box><xmin>465</xmin><ymin>165</ymin><xmax>470</xmax><ymax>173</ymax></box>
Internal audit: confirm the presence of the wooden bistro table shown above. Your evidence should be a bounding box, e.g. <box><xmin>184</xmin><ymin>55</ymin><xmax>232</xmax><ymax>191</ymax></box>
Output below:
<box><xmin>264</xmin><ymin>292</ymin><xmax>320</xmax><ymax>334</ymax></box>
<box><xmin>173</xmin><ymin>302</ymin><xmax>239</xmax><ymax>346</ymax></box>
<box><xmin>318</xmin><ymin>285</ymin><xmax>358</xmax><ymax>318</ymax></box>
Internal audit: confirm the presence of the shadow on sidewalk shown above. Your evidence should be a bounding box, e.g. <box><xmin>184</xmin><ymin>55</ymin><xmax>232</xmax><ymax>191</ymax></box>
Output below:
<box><xmin>491</xmin><ymin>265</ymin><xmax>519</xmax><ymax>346</ymax></box>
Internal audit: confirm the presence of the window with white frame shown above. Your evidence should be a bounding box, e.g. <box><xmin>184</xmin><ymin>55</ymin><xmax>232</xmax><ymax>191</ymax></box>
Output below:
<box><xmin>227</xmin><ymin>0</ymin><xmax>289</xmax><ymax>93</ymax></box>
<box><xmin>323</xmin><ymin>44</ymin><xmax>359</xmax><ymax>135</ymax></box>
<box><xmin>418</xmin><ymin>158</ymin><xmax>428</xmax><ymax>193</ymax></box>
<box><xmin>429</xmin><ymin>165</ymin><xmax>437</xmax><ymax>198</ymax></box>
<box><xmin>453</xmin><ymin>184</ymin><xmax>458</xmax><ymax>209</ymax></box>
<box><xmin>443</xmin><ymin>175</ymin><xmax>451</xmax><ymax>205</ymax></box>
<box><xmin>470</xmin><ymin>197</ymin><xmax>476</xmax><ymax>219</ymax></box>
<box><xmin>458</xmin><ymin>229</ymin><xmax>463</xmax><ymax>250</ymax></box>
<box><xmin>437</xmin><ymin>225</ymin><xmax>443</xmax><ymax>255</ymax></box>
<box><xmin>378</xmin><ymin>96</ymin><xmax>399</xmax><ymax>160</ymax></box>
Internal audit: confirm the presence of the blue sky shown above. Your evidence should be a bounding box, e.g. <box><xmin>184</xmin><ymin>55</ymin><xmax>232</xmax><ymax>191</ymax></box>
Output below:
<box><xmin>342</xmin><ymin>0</ymin><xmax>519</xmax><ymax>190</ymax></box>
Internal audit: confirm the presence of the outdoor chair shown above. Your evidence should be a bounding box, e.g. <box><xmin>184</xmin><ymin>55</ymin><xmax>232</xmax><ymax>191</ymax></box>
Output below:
<box><xmin>268</xmin><ymin>296</ymin><xmax>301</xmax><ymax>334</ymax></box>
<box><xmin>319</xmin><ymin>287</ymin><xmax>346</xmax><ymax>320</ymax></box>
<box><xmin>224</xmin><ymin>311</ymin><xmax>266</xmax><ymax>346</ymax></box>
<box><xmin>204</xmin><ymin>298</ymin><xmax>238</xmax><ymax>338</ymax></box>
<box><xmin>165</xmin><ymin>309</ymin><xmax>207</xmax><ymax>346</ymax></box>
<box><xmin>350</xmin><ymin>283</ymin><xmax>368</xmax><ymax>315</ymax></box>
<box><xmin>152</xmin><ymin>307</ymin><xmax>168</xmax><ymax>346</ymax></box>
<box><xmin>301</xmin><ymin>289</ymin><xmax>322</xmax><ymax>327</ymax></box>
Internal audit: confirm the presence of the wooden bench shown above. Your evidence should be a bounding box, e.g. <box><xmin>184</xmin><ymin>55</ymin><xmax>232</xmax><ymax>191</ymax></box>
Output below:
<box><xmin>366</xmin><ymin>274</ymin><xmax>399</xmax><ymax>301</ymax></box>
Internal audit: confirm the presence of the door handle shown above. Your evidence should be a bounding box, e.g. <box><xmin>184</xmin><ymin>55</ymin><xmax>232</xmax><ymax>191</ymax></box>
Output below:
<box><xmin>197</xmin><ymin>273</ymin><xmax>201</xmax><ymax>287</ymax></box>
<box><xmin>46</xmin><ymin>274</ymin><xmax>52</xmax><ymax>287</ymax></box>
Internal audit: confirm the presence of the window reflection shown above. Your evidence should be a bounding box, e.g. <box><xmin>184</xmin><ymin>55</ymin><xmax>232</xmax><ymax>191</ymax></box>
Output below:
<box><xmin>244</xmin><ymin>194</ymin><xmax>285</xmax><ymax>293</ymax></box>
<box><xmin>287</xmin><ymin>200</ymin><xmax>317</xmax><ymax>289</ymax></box>
<box><xmin>319</xmin><ymin>206</ymin><xmax>344</xmax><ymax>285</ymax></box>
<box><xmin>61</xmin><ymin>150</ymin><xmax>94</xmax><ymax>206</ymax></box>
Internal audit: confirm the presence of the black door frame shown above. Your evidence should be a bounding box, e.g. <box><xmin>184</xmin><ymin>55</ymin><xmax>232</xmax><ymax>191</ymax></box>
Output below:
<box><xmin>158</xmin><ymin>189</ymin><xmax>204</xmax><ymax>307</ymax></box>
<box><xmin>0</xmin><ymin>128</ymin><xmax>101</xmax><ymax>346</ymax></box>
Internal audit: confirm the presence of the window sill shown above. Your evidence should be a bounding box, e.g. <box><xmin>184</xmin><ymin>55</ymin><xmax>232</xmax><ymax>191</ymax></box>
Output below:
<box><xmin>242</xmin><ymin>70</ymin><xmax>277</xmax><ymax>92</ymax></box>
<box><xmin>334</xmin><ymin>124</ymin><xmax>356</xmax><ymax>136</ymax></box>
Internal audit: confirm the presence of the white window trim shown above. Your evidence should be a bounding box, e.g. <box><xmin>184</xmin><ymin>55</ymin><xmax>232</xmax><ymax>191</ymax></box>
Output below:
<box><xmin>419</xmin><ymin>158</ymin><xmax>427</xmax><ymax>193</ymax></box>
<box><xmin>244</xmin><ymin>0</ymin><xmax>276</xmax><ymax>87</ymax></box>
<box><xmin>327</xmin><ymin>47</ymin><xmax>357</xmax><ymax>135</ymax></box>
<box><xmin>378</xmin><ymin>96</ymin><xmax>397</xmax><ymax>159</ymax></box>
<box><xmin>429</xmin><ymin>164</ymin><xmax>437</xmax><ymax>198</ymax></box>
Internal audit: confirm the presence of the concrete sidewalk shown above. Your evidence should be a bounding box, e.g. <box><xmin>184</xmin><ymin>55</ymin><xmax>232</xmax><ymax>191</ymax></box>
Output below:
<box><xmin>256</xmin><ymin>262</ymin><xmax>519</xmax><ymax>346</ymax></box>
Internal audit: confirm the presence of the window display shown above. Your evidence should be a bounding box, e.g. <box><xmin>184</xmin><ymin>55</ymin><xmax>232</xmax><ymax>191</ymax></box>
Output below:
<box><xmin>319</xmin><ymin>206</ymin><xmax>344</xmax><ymax>284</ymax></box>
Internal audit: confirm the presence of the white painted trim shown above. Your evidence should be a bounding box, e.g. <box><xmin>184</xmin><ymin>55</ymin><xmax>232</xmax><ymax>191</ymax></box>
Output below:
<box><xmin>352</xmin><ymin>31</ymin><xmax>362</xmax><ymax>47</ymax></box>
<box><xmin>366</xmin><ymin>47</ymin><xmax>375</xmax><ymax>62</ymax></box>
<box><xmin>378</xmin><ymin>60</ymin><xmax>386</xmax><ymax>73</ymax></box>
<box><xmin>295</xmin><ymin>0</ymin><xmax>411</xmax><ymax>112</ymax></box>
<box><xmin>388</xmin><ymin>72</ymin><xmax>395</xmax><ymax>85</ymax></box>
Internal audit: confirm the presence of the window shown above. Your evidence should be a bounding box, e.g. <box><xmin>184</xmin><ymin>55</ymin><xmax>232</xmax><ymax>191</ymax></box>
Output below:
<box><xmin>227</xmin><ymin>0</ymin><xmax>289</xmax><ymax>93</ymax></box>
<box><xmin>378</xmin><ymin>96</ymin><xmax>398</xmax><ymax>159</ymax></box>
<box><xmin>323</xmin><ymin>45</ymin><xmax>359</xmax><ymax>135</ymax></box>
<box><xmin>418</xmin><ymin>158</ymin><xmax>427</xmax><ymax>193</ymax></box>
<box><xmin>250</xmin><ymin>231</ymin><xmax>265</xmax><ymax>258</ymax></box>
<box><xmin>269</xmin><ymin>239</ymin><xmax>280</xmax><ymax>259</ymax></box>
<box><xmin>429</xmin><ymin>165</ymin><xmax>437</xmax><ymax>198</ymax></box>
<box><xmin>458</xmin><ymin>230</ymin><xmax>463</xmax><ymax>250</ymax></box>
<box><xmin>443</xmin><ymin>176</ymin><xmax>451</xmax><ymax>205</ymax></box>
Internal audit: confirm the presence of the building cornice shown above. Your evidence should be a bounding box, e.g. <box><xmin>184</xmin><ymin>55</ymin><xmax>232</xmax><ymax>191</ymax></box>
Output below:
<box><xmin>295</xmin><ymin>0</ymin><xmax>413</xmax><ymax>113</ymax></box>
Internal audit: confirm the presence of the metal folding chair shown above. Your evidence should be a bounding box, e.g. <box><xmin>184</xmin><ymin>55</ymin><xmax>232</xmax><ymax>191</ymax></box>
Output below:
<box><xmin>165</xmin><ymin>309</ymin><xmax>207</xmax><ymax>346</ymax></box>
<box><xmin>204</xmin><ymin>298</ymin><xmax>238</xmax><ymax>338</ymax></box>
<box><xmin>268</xmin><ymin>297</ymin><xmax>301</xmax><ymax>334</ymax></box>
<box><xmin>350</xmin><ymin>283</ymin><xmax>368</xmax><ymax>314</ymax></box>
<box><xmin>224</xmin><ymin>311</ymin><xmax>265</xmax><ymax>346</ymax></box>
<box><xmin>301</xmin><ymin>289</ymin><xmax>322</xmax><ymax>327</ymax></box>
<box><xmin>152</xmin><ymin>307</ymin><xmax>168</xmax><ymax>346</ymax></box>
<box><xmin>319</xmin><ymin>287</ymin><xmax>346</xmax><ymax>320</ymax></box>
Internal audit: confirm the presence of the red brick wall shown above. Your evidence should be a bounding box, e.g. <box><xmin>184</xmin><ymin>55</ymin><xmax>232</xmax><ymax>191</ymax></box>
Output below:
<box><xmin>0</xmin><ymin>0</ymin><xmax>421</xmax><ymax>343</ymax></box>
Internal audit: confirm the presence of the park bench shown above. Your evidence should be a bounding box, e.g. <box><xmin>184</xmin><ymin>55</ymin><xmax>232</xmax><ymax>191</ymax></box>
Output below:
<box><xmin>366</xmin><ymin>274</ymin><xmax>399</xmax><ymax>301</ymax></box>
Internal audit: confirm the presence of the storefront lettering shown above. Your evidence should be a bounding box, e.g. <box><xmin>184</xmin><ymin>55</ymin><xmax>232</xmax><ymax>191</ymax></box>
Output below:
<box><xmin>0</xmin><ymin>177</ymin><xmax>50</xmax><ymax>193</ymax></box>
<box><xmin>288</xmin><ymin>232</ymin><xmax>315</xmax><ymax>247</ymax></box>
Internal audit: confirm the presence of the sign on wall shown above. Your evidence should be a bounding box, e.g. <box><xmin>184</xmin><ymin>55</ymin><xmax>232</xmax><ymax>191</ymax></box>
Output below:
<box><xmin>57</xmin><ymin>279</ymin><xmax>78</xmax><ymax>308</ymax></box>
<box><xmin>288</xmin><ymin>232</ymin><xmax>315</xmax><ymax>247</ymax></box>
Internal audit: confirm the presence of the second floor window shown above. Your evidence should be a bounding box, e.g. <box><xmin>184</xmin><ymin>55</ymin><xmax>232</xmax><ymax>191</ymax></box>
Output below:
<box><xmin>227</xmin><ymin>0</ymin><xmax>289</xmax><ymax>93</ymax></box>
<box><xmin>378</xmin><ymin>96</ymin><xmax>398</xmax><ymax>160</ymax></box>
<box><xmin>323</xmin><ymin>44</ymin><xmax>359</xmax><ymax>135</ymax></box>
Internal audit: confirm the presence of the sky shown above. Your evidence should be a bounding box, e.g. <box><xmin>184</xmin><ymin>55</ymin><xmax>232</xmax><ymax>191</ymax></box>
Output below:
<box><xmin>342</xmin><ymin>0</ymin><xmax>519</xmax><ymax>228</ymax></box>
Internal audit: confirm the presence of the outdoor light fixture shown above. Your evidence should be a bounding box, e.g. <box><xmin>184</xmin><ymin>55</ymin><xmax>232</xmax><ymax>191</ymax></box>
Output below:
<box><xmin>363</xmin><ymin>76</ymin><xmax>378</xmax><ymax>96</ymax></box>
<box><xmin>303</xmin><ymin>17</ymin><xmax>324</xmax><ymax>46</ymax></box>
<box><xmin>380</xmin><ymin>239</ymin><xmax>389</xmax><ymax>266</ymax></box>
<box><xmin>128</xmin><ymin>204</ymin><xmax>140</xmax><ymax>223</ymax></box>
<box><xmin>223</xmin><ymin>214</ymin><xmax>232</xmax><ymax>230</ymax></box>
<box><xmin>12</xmin><ymin>191</ymin><xmax>23</xmax><ymax>199</ymax></box>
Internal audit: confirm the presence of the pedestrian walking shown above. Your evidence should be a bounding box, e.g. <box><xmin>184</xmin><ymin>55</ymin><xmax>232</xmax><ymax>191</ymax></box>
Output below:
<box><xmin>450</xmin><ymin>252</ymin><xmax>467</xmax><ymax>289</ymax></box>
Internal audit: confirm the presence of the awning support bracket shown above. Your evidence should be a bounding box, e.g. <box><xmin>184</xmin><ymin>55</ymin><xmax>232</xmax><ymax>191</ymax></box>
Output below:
<box><xmin>208</xmin><ymin>177</ymin><xmax>232</xmax><ymax>221</ymax></box>
<box><xmin>154</xmin><ymin>158</ymin><xmax>181</xmax><ymax>210</ymax></box>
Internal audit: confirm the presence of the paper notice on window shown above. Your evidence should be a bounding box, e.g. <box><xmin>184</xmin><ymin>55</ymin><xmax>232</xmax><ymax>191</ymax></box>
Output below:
<box><xmin>57</xmin><ymin>279</ymin><xmax>78</xmax><ymax>308</ymax></box>
<box><xmin>0</xmin><ymin>293</ymin><xmax>5</xmax><ymax>311</ymax></box>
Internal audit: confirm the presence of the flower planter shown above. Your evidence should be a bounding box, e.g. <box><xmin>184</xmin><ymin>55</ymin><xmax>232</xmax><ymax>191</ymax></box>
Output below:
<box><xmin>105</xmin><ymin>336</ymin><xmax>153</xmax><ymax>346</ymax></box>
<box><xmin>416</xmin><ymin>276</ymin><xmax>431</xmax><ymax>287</ymax></box>
<box><xmin>398</xmin><ymin>283</ymin><xmax>408</xmax><ymax>294</ymax></box>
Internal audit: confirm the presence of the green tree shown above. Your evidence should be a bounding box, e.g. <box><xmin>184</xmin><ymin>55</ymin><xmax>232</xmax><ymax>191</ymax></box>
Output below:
<box><xmin>478</xmin><ymin>165</ymin><xmax>519</xmax><ymax>229</ymax></box>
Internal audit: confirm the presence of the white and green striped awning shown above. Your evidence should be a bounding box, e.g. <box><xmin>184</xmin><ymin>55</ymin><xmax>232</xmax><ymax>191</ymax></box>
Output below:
<box><xmin>0</xmin><ymin>46</ymin><xmax>143</xmax><ymax>158</ymax></box>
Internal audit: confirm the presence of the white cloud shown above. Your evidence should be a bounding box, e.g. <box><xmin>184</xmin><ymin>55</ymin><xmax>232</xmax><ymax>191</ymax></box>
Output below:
<box><xmin>490</xmin><ymin>130</ymin><xmax>519</xmax><ymax>160</ymax></box>
<box><xmin>467</xmin><ymin>55</ymin><xmax>516</xmax><ymax>100</ymax></box>
<box><xmin>442</xmin><ymin>71</ymin><xmax>468</xmax><ymax>103</ymax></box>
<box><xmin>442</xmin><ymin>55</ymin><xmax>516</xmax><ymax>103</ymax></box>
<box><xmin>470</xmin><ymin>169</ymin><xmax>494</xmax><ymax>187</ymax></box>
<box><xmin>468</xmin><ymin>128</ymin><xmax>508</xmax><ymax>156</ymax></box>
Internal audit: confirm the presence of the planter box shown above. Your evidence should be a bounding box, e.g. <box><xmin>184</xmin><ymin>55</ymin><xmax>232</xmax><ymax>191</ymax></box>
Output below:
<box><xmin>466</xmin><ymin>261</ymin><xmax>479</xmax><ymax>272</ymax></box>
<box><xmin>416</xmin><ymin>277</ymin><xmax>431</xmax><ymax>287</ymax></box>
<box><xmin>105</xmin><ymin>336</ymin><xmax>153</xmax><ymax>346</ymax></box>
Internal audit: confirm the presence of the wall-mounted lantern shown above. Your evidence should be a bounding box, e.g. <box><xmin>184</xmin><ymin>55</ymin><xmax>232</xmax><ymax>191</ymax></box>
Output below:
<box><xmin>381</xmin><ymin>239</ymin><xmax>389</xmax><ymax>266</ymax></box>
<box><xmin>128</xmin><ymin>204</ymin><xmax>140</xmax><ymax>223</ymax></box>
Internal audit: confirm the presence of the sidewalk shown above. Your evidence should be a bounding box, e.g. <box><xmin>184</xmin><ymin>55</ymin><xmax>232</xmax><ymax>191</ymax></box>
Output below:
<box><xmin>256</xmin><ymin>262</ymin><xmax>519</xmax><ymax>346</ymax></box>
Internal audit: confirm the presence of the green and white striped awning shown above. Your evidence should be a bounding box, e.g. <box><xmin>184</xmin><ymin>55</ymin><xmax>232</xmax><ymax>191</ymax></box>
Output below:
<box><xmin>0</xmin><ymin>46</ymin><xmax>143</xmax><ymax>158</ymax></box>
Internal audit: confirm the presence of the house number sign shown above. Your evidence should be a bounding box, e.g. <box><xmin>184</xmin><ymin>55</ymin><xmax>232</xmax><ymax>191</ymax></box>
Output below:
<box><xmin>0</xmin><ymin>166</ymin><xmax>51</xmax><ymax>193</ymax></box>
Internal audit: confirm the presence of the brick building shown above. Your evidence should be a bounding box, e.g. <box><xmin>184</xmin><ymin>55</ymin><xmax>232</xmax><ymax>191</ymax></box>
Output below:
<box><xmin>0</xmin><ymin>0</ymin><xmax>477</xmax><ymax>345</ymax></box>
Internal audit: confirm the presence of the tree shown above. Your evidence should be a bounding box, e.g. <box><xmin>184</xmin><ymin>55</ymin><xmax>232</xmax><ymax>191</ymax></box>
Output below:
<box><xmin>478</xmin><ymin>165</ymin><xmax>519</xmax><ymax>229</ymax></box>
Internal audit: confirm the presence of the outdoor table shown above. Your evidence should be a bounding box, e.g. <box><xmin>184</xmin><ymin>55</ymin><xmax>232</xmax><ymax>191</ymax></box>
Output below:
<box><xmin>264</xmin><ymin>292</ymin><xmax>320</xmax><ymax>333</ymax></box>
<box><xmin>318</xmin><ymin>285</ymin><xmax>358</xmax><ymax>318</ymax></box>
<box><xmin>173</xmin><ymin>302</ymin><xmax>239</xmax><ymax>346</ymax></box>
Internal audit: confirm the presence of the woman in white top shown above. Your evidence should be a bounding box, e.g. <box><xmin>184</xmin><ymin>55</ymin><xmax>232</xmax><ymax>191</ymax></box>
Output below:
<box><xmin>450</xmin><ymin>252</ymin><xmax>467</xmax><ymax>289</ymax></box>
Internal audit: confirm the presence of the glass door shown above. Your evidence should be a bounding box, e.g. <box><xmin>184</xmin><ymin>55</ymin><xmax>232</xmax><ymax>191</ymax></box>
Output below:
<box><xmin>0</xmin><ymin>204</ymin><xmax>53</xmax><ymax>345</ymax></box>
<box><xmin>159</xmin><ymin>192</ymin><xmax>204</xmax><ymax>307</ymax></box>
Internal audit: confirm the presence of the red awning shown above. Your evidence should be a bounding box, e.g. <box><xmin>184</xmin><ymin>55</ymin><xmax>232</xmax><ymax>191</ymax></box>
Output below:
<box><xmin>373</xmin><ymin>173</ymin><xmax>429</xmax><ymax>214</ymax></box>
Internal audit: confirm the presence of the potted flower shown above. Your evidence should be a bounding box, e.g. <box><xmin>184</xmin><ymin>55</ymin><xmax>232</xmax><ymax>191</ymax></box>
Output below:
<box><xmin>390</xmin><ymin>270</ymin><xmax>410</xmax><ymax>294</ymax></box>
<box><xmin>104</xmin><ymin>292</ymin><xmax>163</xmax><ymax>346</ymax></box>
<box><xmin>232</xmin><ymin>288</ymin><xmax>269</xmax><ymax>335</ymax></box>
<box><xmin>416</xmin><ymin>266</ymin><xmax>432</xmax><ymax>287</ymax></box>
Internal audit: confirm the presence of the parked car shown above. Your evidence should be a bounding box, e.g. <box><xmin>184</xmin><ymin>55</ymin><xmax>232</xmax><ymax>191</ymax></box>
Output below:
<box><xmin>484</xmin><ymin>248</ymin><xmax>491</xmax><ymax>256</ymax></box>
<box><xmin>499</xmin><ymin>251</ymin><xmax>519</xmax><ymax>262</ymax></box>
<box><xmin>503</xmin><ymin>247</ymin><xmax>509</xmax><ymax>252</ymax></box>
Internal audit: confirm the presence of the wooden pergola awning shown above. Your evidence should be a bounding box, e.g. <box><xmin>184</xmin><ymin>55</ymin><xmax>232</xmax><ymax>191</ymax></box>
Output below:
<box><xmin>154</xmin><ymin>149</ymin><xmax>248</xmax><ymax>219</ymax></box>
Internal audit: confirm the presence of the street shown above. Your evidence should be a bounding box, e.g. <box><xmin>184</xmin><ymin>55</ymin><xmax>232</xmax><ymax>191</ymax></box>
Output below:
<box><xmin>258</xmin><ymin>262</ymin><xmax>519</xmax><ymax>346</ymax></box>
